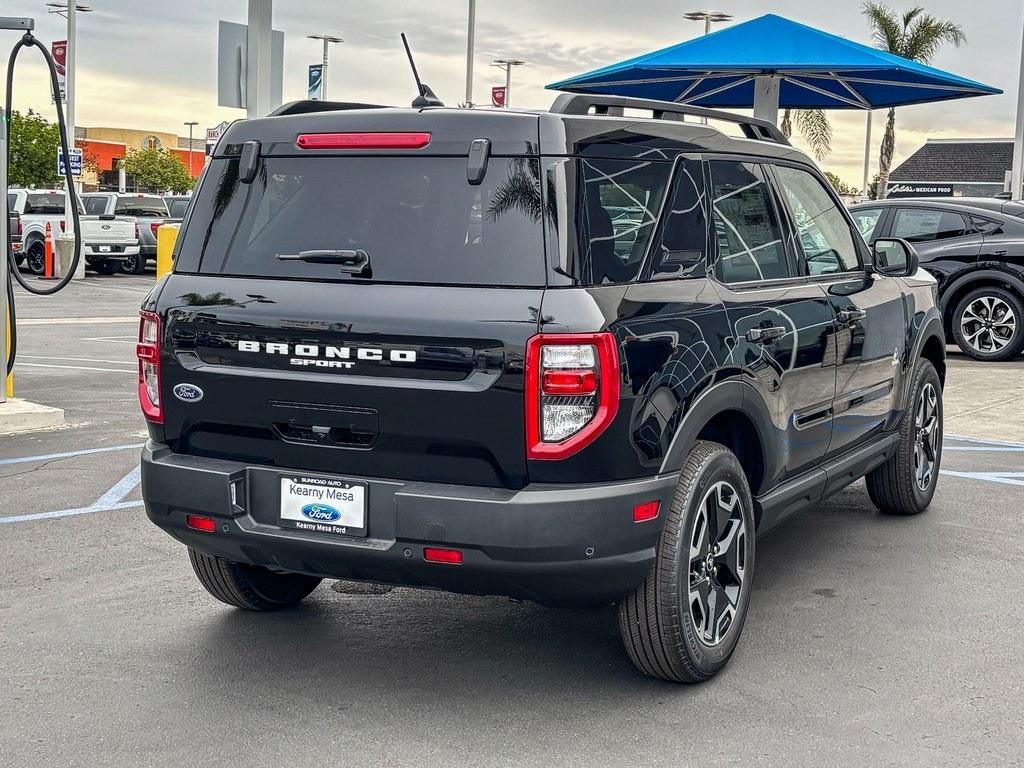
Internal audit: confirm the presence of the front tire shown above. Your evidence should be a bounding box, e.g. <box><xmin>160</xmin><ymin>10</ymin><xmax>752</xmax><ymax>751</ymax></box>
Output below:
<box><xmin>952</xmin><ymin>286</ymin><xmax>1024</xmax><ymax>361</ymax></box>
<box><xmin>866</xmin><ymin>358</ymin><xmax>943</xmax><ymax>515</ymax></box>
<box><xmin>188</xmin><ymin>549</ymin><xmax>322</xmax><ymax>611</ymax></box>
<box><xmin>618</xmin><ymin>440</ymin><xmax>755</xmax><ymax>683</ymax></box>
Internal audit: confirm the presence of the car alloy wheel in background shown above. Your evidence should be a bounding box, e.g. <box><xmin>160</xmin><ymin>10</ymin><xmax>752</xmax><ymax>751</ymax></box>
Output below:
<box><xmin>953</xmin><ymin>287</ymin><xmax>1024</xmax><ymax>362</ymax></box>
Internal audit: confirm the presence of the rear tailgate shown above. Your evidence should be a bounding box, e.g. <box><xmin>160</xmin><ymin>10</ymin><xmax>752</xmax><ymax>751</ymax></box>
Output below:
<box><xmin>81</xmin><ymin>215</ymin><xmax>137</xmax><ymax>244</ymax></box>
<box><xmin>153</xmin><ymin>109</ymin><xmax>545</xmax><ymax>489</ymax></box>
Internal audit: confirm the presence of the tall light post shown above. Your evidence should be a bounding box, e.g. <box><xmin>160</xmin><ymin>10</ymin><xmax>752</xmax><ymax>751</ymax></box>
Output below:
<box><xmin>465</xmin><ymin>0</ymin><xmax>476</xmax><ymax>107</ymax></box>
<box><xmin>1011</xmin><ymin>15</ymin><xmax>1024</xmax><ymax>200</ymax></box>
<box><xmin>491</xmin><ymin>59</ymin><xmax>525</xmax><ymax>108</ymax></box>
<box><xmin>683</xmin><ymin>10</ymin><xmax>732</xmax><ymax>36</ymax></box>
<box><xmin>47</xmin><ymin>2</ymin><xmax>91</xmax><ymax>280</ymax></box>
<box><xmin>183</xmin><ymin>121</ymin><xmax>198</xmax><ymax>178</ymax></box>
<box><xmin>307</xmin><ymin>34</ymin><xmax>343</xmax><ymax>100</ymax></box>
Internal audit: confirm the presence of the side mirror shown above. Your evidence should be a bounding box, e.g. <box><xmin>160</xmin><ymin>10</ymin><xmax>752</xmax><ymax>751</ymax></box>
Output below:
<box><xmin>872</xmin><ymin>237</ymin><xmax>919</xmax><ymax>277</ymax></box>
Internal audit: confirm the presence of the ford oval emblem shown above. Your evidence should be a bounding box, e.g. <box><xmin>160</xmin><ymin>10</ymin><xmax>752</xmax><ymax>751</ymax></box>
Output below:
<box><xmin>173</xmin><ymin>383</ymin><xmax>204</xmax><ymax>402</ymax></box>
<box><xmin>301</xmin><ymin>504</ymin><xmax>341</xmax><ymax>522</ymax></box>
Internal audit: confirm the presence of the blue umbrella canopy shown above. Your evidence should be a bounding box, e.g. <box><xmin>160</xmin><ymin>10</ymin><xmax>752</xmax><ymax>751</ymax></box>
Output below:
<box><xmin>547</xmin><ymin>14</ymin><xmax>1001</xmax><ymax>110</ymax></box>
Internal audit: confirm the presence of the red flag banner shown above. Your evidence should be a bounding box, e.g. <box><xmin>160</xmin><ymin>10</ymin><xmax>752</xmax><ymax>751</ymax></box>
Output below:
<box><xmin>491</xmin><ymin>86</ymin><xmax>507</xmax><ymax>108</ymax></box>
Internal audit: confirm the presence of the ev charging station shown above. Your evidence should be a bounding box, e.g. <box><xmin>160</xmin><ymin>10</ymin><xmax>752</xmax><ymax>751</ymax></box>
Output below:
<box><xmin>1</xmin><ymin>14</ymin><xmax>82</xmax><ymax>433</ymax></box>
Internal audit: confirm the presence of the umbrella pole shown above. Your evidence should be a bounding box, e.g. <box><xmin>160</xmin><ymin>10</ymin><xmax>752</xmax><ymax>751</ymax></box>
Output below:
<box><xmin>752</xmin><ymin>75</ymin><xmax>780</xmax><ymax>125</ymax></box>
<box><xmin>862</xmin><ymin>110</ymin><xmax>873</xmax><ymax>200</ymax></box>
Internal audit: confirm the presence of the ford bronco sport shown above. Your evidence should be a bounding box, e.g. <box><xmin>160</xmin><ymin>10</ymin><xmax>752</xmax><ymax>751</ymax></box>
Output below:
<box><xmin>139</xmin><ymin>94</ymin><xmax>946</xmax><ymax>683</ymax></box>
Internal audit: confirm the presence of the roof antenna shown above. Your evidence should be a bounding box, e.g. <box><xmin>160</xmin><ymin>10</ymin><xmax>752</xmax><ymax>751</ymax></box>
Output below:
<box><xmin>401</xmin><ymin>33</ymin><xmax>444</xmax><ymax>108</ymax></box>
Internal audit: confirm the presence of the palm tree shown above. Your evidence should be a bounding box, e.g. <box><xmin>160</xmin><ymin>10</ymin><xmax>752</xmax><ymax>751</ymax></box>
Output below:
<box><xmin>863</xmin><ymin>3</ymin><xmax>966</xmax><ymax>197</ymax></box>
<box><xmin>780</xmin><ymin>108</ymin><xmax>833</xmax><ymax>162</ymax></box>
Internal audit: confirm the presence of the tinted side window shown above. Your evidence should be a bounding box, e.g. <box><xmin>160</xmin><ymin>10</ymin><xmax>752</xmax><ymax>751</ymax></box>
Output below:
<box><xmin>851</xmin><ymin>207</ymin><xmax>883</xmax><ymax>241</ymax></box>
<box><xmin>647</xmin><ymin>159</ymin><xmax>707</xmax><ymax>280</ymax></box>
<box><xmin>709</xmin><ymin>161</ymin><xmax>791</xmax><ymax>283</ymax></box>
<box><xmin>892</xmin><ymin>209</ymin><xmax>968</xmax><ymax>242</ymax></box>
<box><xmin>774</xmin><ymin>166</ymin><xmax>860</xmax><ymax>273</ymax></box>
<box><xmin>577</xmin><ymin>158</ymin><xmax>671</xmax><ymax>284</ymax></box>
<box><xmin>114</xmin><ymin>197</ymin><xmax>168</xmax><ymax>217</ymax></box>
<box><xmin>971</xmin><ymin>216</ymin><xmax>1002</xmax><ymax>235</ymax></box>
<box><xmin>83</xmin><ymin>196</ymin><xmax>108</xmax><ymax>215</ymax></box>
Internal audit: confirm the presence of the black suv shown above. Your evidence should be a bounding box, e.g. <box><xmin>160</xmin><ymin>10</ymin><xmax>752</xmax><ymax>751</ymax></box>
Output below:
<box><xmin>139</xmin><ymin>94</ymin><xmax>946</xmax><ymax>683</ymax></box>
<box><xmin>851</xmin><ymin>198</ymin><xmax>1024</xmax><ymax>361</ymax></box>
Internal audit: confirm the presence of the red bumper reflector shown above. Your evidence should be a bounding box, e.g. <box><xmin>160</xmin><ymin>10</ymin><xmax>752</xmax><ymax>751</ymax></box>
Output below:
<box><xmin>423</xmin><ymin>547</ymin><xmax>463</xmax><ymax>565</ymax></box>
<box><xmin>632</xmin><ymin>501</ymin><xmax>661</xmax><ymax>523</ymax></box>
<box><xmin>296</xmin><ymin>132</ymin><xmax>431</xmax><ymax>150</ymax></box>
<box><xmin>186</xmin><ymin>515</ymin><xmax>217</xmax><ymax>533</ymax></box>
<box><xmin>541</xmin><ymin>369</ymin><xmax>598</xmax><ymax>395</ymax></box>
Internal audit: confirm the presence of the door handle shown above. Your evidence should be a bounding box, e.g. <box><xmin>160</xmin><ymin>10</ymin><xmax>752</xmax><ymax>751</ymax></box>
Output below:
<box><xmin>745</xmin><ymin>325</ymin><xmax>787</xmax><ymax>344</ymax></box>
<box><xmin>837</xmin><ymin>308</ymin><xmax>867</xmax><ymax>325</ymax></box>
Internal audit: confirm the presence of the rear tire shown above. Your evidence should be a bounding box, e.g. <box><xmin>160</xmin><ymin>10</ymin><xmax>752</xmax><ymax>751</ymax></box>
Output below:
<box><xmin>120</xmin><ymin>253</ymin><xmax>147</xmax><ymax>274</ymax></box>
<box><xmin>866</xmin><ymin>358</ymin><xmax>942</xmax><ymax>516</ymax></box>
<box><xmin>618</xmin><ymin>440</ymin><xmax>755</xmax><ymax>683</ymax></box>
<box><xmin>188</xmin><ymin>548</ymin><xmax>322</xmax><ymax>611</ymax></box>
<box><xmin>25</xmin><ymin>241</ymin><xmax>45</xmax><ymax>275</ymax></box>
<box><xmin>951</xmin><ymin>286</ymin><xmax>1024</xmax><ymax>361</ymax></box>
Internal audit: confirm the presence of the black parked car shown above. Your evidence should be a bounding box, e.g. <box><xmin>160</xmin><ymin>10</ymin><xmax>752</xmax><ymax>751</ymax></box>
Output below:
<box><xmin>850</xmin><ymin>198</ymin><xmax>1024</xmax><ymax>361</ymax></box>
<box><xmin>139</xmin><ymin>94</ymin><xmax>946</xmax><ymax>683</ymax></box>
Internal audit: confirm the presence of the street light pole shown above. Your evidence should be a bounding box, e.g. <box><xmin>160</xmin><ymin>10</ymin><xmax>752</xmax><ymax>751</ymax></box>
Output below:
<box><xmin>465</xmin><ymin>0</ymin><xmax>476</xmax><ymax>107</ymax></box>
<box><xmin>491</xmin><ymin>59</ymin><xmax>525</xmax><ymax>108</ymax></box>
<box><xmin>47</xmin><ymin>2</ymin><xmax>91</xmax><ymax>280</ymax></box>
<box><xmin>1011</xmin><ymin>15</ymin><xmax>1024</xmax><ymax>200</ymax></box>
<box><xmin>683</xmin><ymin>10</ymin><xmax>732</xmax><ymax>36</ymax></box>
<box><xmin>307</xmin><ymin>34</ymin><xmax>343</xmax><ymax>100</ymax></box>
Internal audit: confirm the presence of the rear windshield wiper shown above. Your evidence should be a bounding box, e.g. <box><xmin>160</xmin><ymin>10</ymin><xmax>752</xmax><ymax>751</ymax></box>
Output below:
<box><xmin>276</xmin><ymin>249</ymin><xmax>371</xmax><ymax>274</ymax></box>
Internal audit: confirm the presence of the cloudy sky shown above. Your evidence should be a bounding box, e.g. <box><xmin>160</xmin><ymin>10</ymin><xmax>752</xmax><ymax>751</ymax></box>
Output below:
<box><xmin>5</xmin><ymin>0</ymin><xmax>1022</xmax><ymax>187</ymax></box>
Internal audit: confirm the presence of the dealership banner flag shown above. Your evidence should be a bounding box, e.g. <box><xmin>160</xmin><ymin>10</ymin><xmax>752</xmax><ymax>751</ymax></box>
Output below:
<box><xmin>51</xmin><ymin>40</ymin><xmax>67</xmax><ymax>103</ymax></box>
<box><xmin>491</xmin><ymin>86</ymin><xmax>506</xmax><ymax>108</ymax></box>
<box><xmin>308</xmin><ymin>64</ymin><xmax>324</xmax><ymax>100</ymax></box>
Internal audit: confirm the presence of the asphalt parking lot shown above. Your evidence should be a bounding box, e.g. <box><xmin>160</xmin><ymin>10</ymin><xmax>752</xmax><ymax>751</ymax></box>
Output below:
<box><xmin>2</xmin><ymin>274</ymin><xmax>1023</xmax><ymax>767</ymax></box>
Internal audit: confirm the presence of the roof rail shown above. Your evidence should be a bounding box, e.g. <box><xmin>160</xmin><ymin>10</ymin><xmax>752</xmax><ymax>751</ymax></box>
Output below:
<box><xmin>269</xmin><ymin>100</ymin><xmax>392</xmax><ymax>117</ymax></box>
<box><xmin>549</xmin><ymin>93</ymin><xmax>790</xmax><ymax>146</ymax></box>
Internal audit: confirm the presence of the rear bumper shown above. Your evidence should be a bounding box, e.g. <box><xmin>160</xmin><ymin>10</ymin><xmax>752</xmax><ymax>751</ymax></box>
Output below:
<box><xmin>85</xmin><ymin>243</ymin><xmax>140</xmax><ymax>257</ymax></box>
<box><xmin>141</xmin><ymin>442</ymin><xmax>677</xmax><ymax>607</ymax></box>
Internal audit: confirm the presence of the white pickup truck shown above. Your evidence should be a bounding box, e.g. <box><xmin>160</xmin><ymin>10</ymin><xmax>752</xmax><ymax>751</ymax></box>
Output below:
<box><xmin>7</xmin><ymin>188</ymin><xmax>140</xmax><ymax>275</ymax></box>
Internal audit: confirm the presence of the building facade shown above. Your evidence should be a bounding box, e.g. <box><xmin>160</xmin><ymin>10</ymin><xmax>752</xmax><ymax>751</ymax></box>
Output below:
<box><xmin>74</xmin><ymin>126</ymin><xmax>206</xmax><ymax>192</ymax></box>
<box><xmin>887</xmin><ymin>138</ymin><xmax>1012</xmax><ymax>199</ymax></box>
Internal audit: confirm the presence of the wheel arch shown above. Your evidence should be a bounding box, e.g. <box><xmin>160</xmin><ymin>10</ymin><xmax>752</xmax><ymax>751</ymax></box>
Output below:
<box><xmin>659</xmin><ymin>379</ymin><xmax>776</xmax><ymax>496</ymax></box>
<box><xmin>940</xmin><ymin>268</ymin><xmax>1024</xmax><ymax>334</ymax></box>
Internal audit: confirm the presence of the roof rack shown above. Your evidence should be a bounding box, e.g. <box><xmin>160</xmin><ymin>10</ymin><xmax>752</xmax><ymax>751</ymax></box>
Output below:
<box><xmin>549</xmin><ymin>93</ymin><xmax>790</xmax><ymax>146</ymax></box>
<box><xmin>269</xmin><ymin>100</ymin><xmax>392</xmax><ymax>117</ymax></box>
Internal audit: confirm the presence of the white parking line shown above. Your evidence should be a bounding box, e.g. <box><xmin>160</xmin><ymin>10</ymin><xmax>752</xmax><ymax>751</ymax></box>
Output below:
<box><xmin>17</xmin><ymin>316</ymin><xmax>138</xmax><ymax>325</ymax></box>
<box><xmin>0</xmin><ymin>466</ymin><xmax>142</xmax><ymax>525</ymax></box>
<box><xmin>15</xmin><ymin>362</ymin><xmax>135</xmax><ymax>373</ymax></box>
<box><xmin>18</xmin><ymin>355</ymin><xmax>135</xmax><ymax>366</ymax></box>
<box><xmin>0</xmin><ymin>443</ymin><xmax>145</xmax><ymax>467</ymax></box>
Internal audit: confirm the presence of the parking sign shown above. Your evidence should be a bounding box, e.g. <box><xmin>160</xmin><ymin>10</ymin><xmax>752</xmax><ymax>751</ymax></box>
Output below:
<box><xmin>57</xmin><ymin>147</ymin><xmax>83</xmax><ymax>177</ymax></box>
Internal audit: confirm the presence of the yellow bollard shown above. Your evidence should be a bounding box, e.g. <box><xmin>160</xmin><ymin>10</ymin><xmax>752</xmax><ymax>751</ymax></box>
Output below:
<box><xmin>155</xmin><ymin>223</ymin><xmax>180</xmax><ymax>280</ymax></box>
<box><xmin>5</xmin><ymin>300</ymin><xmax>12</xmax><ymax>398</ymax></box>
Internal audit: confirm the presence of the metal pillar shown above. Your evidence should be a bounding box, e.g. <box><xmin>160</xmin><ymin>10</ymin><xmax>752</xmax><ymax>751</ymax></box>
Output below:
<box><xmin>1012</xmin><ymin>14</ymin><xmax>1024</xmax><ymax>200</ymax></box>
<box><xmin>465</xmin><ymin>0</ymin><xmax>476</xmax><ymax>107</ymax></box>
<box><xmin>752</xmin><ymin>75</ymin><xmax>780</xmax><ymax>125</ymax></box>
<box><xmin>246</xmin><ymin>0</ymin><xmax>273</xmax><ymax>118</ymax></box>
<box><xmin>862</xmin><ymin>110</ymin><xmax>873</xmax><ymax>199</ymax></box>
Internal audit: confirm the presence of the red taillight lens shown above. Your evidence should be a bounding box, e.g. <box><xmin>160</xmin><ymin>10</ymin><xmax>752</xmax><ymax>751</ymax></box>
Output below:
<box><xmin>525</xmin><ymin>333</ymin><xmax>620</xmax><ymax>461</ymax></box>
<box><xmin>135</xmin><ymin>222</ymin><xmax>140</xmax><ymax>239</ymax></box>
<box><xmin>137</xmin><ymin>311</ymin><xmax>162</xmax><ymax>423</ymax></box>
<box><xmin>296</xmin><ymin>132</ymin><xmax>431</xmax><ymax>150</ymax></box>
<box><xmin>633</xmin><ymin>501</ymin><xmax>661</xmax><ymax>523</ymax></box>
<box><xmin>186</xmin><ymin>514</ymin><xmax>217</xmax><ymax>533</ymax></box>
<box><xmin>150</xmin><ymin>222</ymin><xmax>161</xmax><ymax>237</ymax></box>
<box><xmin>58</xmin><ymin>219</ymin><xmax>66</xmax><ymax>233</ymax></box>
<box><xmin>423</xmin><ymin>547</ymin><xmax>464</xmax><ymax>565</ymax></box>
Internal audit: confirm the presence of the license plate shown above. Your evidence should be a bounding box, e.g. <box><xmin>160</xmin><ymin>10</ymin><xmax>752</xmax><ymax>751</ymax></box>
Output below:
<box><xmin>98</xmin><ymin>245</ymin><xmax>112</xmax><ymax>253</ymax></box>
<box><xmin>279</xmin><ymin>475</ymin><xmax>366</xmax><ymax>536</ymax></box>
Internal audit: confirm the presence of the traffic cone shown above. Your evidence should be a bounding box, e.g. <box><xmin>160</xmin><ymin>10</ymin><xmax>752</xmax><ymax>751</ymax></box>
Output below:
<box><xmin>42</xmin><ymin>222</ymin><xmax>56</xmax><ymax>280</ymax></box>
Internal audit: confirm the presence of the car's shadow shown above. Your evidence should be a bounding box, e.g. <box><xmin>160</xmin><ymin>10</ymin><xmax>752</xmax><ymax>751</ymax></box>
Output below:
<box><xmin>175</xmin><ymin>484</ymin><xmax>907</xmax><ymax>704</ymax></box>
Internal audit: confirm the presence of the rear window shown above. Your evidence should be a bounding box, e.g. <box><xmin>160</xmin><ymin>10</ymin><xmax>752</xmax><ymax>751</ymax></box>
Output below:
<box><xmin>166</xmin><ymin>198</ymin><xmax>190</xmax><ymax>218</ymax></box>
<box><xmin>24</xmin><ymin>193</ymin><xmax>66</xmax><ymax>214</ymax></box>
<box><xmin>181</xmin><ymin>156</ymin><xmax>546</xmax><ymax>286</ymax></box>
<box><xmin>114</xmin><ymin>196</ymin><xmax>168</xmax><ymax>217</ymax></box>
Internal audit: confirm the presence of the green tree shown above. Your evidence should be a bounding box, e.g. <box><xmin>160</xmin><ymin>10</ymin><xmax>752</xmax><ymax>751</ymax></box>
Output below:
<box><xmin>120</xmin><ymin>147</ymin><xmax>195</xmax><ymax>194</ymax></box>
<box><xmin>863</xmin><ymin>3</ymin><xmax>966</xmax><ymax>197</ymax></box>
<box><xmin>8</xmin><ymin>110</ymin><xmax>61</xmax><ymax>188</ymax></box>
<box><xmin>780</xmin><ymin>108</ymin><xmax>833</xmax><ymax>161</ymax></box>
<box><xmin>824</xmin><ymin>171</ymin><xmax>858</xmax><ymax>196</ymax></box>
